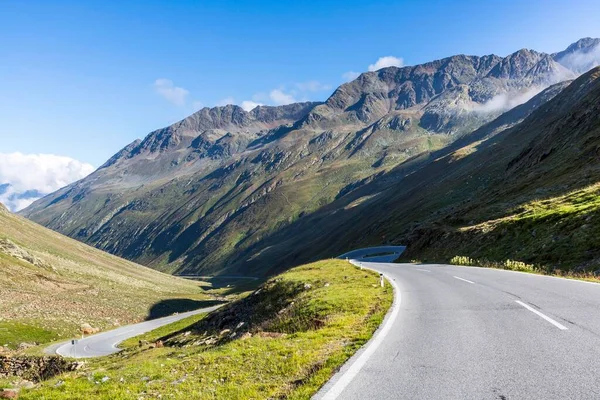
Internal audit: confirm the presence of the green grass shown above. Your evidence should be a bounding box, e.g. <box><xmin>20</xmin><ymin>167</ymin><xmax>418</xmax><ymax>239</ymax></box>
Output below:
<box><xmin>409</xmin><ymin>182</ymin><xmax>600</xmax><ymax>280</ymax></box>
<box><xmin>0</xmin><ymin>321</ymin><xmax>60</xmax><ymax>349</ymax></box>
<box><xmin>0</xmin><ymin>205</ymin><xmax>212</xmax><ymax>345</ymax></box>
<box><xmin>14</xmin><ymin>259</ymin><xmax>393</xmax><ymax>399</ymax></box>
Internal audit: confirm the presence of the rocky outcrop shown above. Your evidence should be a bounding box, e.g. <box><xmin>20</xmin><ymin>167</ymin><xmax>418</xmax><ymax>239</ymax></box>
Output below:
<box><xmin>0</xmin><ymin>239</ymin><xmax>53</xmax><ymax>271</ymax></box>
<box><xmin>0</xmin><ymin>356</ymin><xmax>73</xmax><ymax>382</ymax></box>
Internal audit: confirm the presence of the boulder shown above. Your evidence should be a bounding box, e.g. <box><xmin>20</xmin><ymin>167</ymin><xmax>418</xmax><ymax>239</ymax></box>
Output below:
<box><xmin>0</xmin><ymin>389</ymin><xmax>19</xmax><ymax>399</ymax></box>
<box><xmin>80</xmin><ymin>323</ymin><xmax>100</xmax><ymax>335</ymax></box>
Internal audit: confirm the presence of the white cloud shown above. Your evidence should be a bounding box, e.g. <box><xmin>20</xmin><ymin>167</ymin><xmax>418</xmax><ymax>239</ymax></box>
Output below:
<box><xmin>368</xmin><ymin>56</ymin><xmax>404</xmax><ymax>71</ymax></box>
<box><xmin>342</xmin><ymin>71</ymin><xmax>361</xmax><ymax>82</ymax></box>
<box><xmin>269</xmin><ymin>89</ymin><xmax>296</xmax><ymax>105</ymax></box>
<box><xmin>557</xmin><ymin>44</ymin><xmax>600</xmax><ymax>75</ymax></box>
<box><xmin>295</xmin><ymin>80</ymin><xmax>331</xmax><ymax>92</ymax></box>
<box><xmin>216</xmin><ymin>97</ymin><xmax>235</xmax><ymax>106</ymax></box>
<box><xmin>0</xmin><ymin>153</ymin><xmax>95</xmax><ymax>212</ymax></box>
<box><xmin>240</xmin><ymin>100</ymin><xmax>264</xmax><ymax>111</ymax></box>
<box><xmin>470</xmin><ymin>87</ymin><xmax>544</xmax><ymax>114</ymax></box>
<box><xmin>153</xmin><ymin>79</ymin><xmax>190</xmax><ymax>106</ymax></box>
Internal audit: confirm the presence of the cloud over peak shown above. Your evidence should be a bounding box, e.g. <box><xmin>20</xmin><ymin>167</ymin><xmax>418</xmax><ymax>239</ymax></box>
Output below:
<box><xmin>153</xmin><ymin>79</ymin><xmax>190</xmax><ymax>106</ymax></box>
<box><xmin>368</xmin><ymin>56</ymin><xmax>404</xmax><ymax>71</ymax></box>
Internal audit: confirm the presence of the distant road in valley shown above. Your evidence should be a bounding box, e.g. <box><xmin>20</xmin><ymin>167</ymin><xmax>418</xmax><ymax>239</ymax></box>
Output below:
<box><xmin>316</xmin><ymin>261</ymin><xmax>600</xmax><ymax>399</ymax></box>
<box><xmin>47</xmin><ymin>305</ymin><xmax>223</xmax><ymax>358</ymax></box>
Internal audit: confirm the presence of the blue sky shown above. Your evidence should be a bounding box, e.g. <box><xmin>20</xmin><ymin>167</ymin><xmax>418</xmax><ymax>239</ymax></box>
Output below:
<box><xmin>2</xmin><ymin>0</ymin><xmax>600</xmax><ymax>167</ymax></box>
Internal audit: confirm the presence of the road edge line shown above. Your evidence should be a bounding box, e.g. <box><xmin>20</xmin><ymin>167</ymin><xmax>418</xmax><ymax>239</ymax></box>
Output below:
<box><xmin>313</xmin><ymin>260</ymin><xmax>402</xmax><ymax>400</ymax></box>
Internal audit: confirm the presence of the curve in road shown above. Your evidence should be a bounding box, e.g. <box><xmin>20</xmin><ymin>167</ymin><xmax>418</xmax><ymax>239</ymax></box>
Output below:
<box><xmin>48</xmin><ymin>304</ymin><xmax>223</xmax><ymax>358</ymax></box>
<box><xmin>315</xmin><ymin>261</ymin><xmax>600</xmax><ymax>399</ymax></box>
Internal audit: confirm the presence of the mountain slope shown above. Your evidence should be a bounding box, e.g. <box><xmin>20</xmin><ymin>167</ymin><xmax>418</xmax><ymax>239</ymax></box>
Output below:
<box><xmin>21</xmin><ymin>39</ymin><xmax>599</xmax><ymax>277</ymax></box>
<box><xmin>0</xmin><ymin>203</ymin><xmax>206</xmax><ymax>344</ymax></box>
<box><xmin>235</xmin><ymin>67</ymin><xmax>600</xmax><ymax>276</ymax></box>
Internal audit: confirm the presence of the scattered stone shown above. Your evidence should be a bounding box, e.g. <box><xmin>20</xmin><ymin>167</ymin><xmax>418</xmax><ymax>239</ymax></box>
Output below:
<box><xmin>70</xmin><ymin>362</ymin><xmax>86</xmax><ymax>371</ymax></box>
<box><xmin>17</xmin><ymin>343</ymin><xmax>36</xmax><ymax>351</ymax></box>
<box><xmin>303</xmin><ymin>283</ymin><xmax>312</xmax><ymax>290</ymax></box>
<box><xmin>235</xmin><ymin>322</ymin><xmax>245</xmax><ymax>330</ymax></box>
<box><xmin>183</xmin><ymin>331</ymin><xmax>191</xmax><ymax>337</ymax></box>
<box><xmin>54</xmin><ymin>380</ymin><xmax>65</xmax><ymax>388</ymax></box>
<box><xmin>219</xmin><ymin>329</ymin><xmax>231</xmax><ymax>337</ymax></box>
<box><xmin>15</xmin><ymin>380</ymin><xmax>34</xmax><ymax>390</ymax></box>
<box><xmin>101</xmin><ymin>376</ymin><xmax>110</xmax><ymax>383</ymax></box>
<box><xmin>0</xmin><ymin>389</ymin><xmax>19</xmax><ymax>399</ymax></box>
<box><xmin>154</xmin><ymin>340</ymin><xmax>164</xmax><ymax>348</ymax></box>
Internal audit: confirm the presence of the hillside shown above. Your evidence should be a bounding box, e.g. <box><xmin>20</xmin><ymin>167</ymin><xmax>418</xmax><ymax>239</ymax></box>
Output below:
<box><xmin>0</xmin><ymin>203</ymin><xmax>208</xmax><ymax>348</ymax></box>
<box><xmin>21</xmin><ymin>39</ymin><xmax>599</xmax><ymax>277</ymax></box>
<box><xmin>7</xmin><ymin>259</ymin><xmax>392</xmax><ymax>399</ymax></box>
<box><xmin>235</xmin><ymin>67</ymin><xmax>600</xmax><ymax>277</ymax></box>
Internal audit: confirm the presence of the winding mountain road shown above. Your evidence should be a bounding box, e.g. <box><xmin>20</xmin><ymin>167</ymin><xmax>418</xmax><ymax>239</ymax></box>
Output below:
<box><xmin>46</xmin><ymin>305</ymin><xmax>223</xmax><ymax>358</ymax></box>
<box><xmin>315</xmin><ymin>262</ymin><xmax>600</xmax><ymax>399</ymax></box>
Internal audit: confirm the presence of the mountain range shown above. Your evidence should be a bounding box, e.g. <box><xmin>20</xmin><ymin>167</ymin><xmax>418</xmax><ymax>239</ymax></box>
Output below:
<box><xmin>21</xmin><ymin>38</ymin><xmax>600</xmax><ymax>277</ymax></box>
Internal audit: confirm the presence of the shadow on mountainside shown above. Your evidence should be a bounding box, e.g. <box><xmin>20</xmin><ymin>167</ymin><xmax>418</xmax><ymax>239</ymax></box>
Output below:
<box><xmin>146</xmin><ymin>299</ymin><xmax>224</xmax><ymax>320</ymax></box>
<box><xmin>221</xmin><ymin>68</ymin><xmax>600</xmax><ymax>277</ymax></box>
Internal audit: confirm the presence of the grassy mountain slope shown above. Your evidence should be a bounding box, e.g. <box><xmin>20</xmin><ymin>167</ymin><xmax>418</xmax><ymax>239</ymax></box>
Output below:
<box><xmin>0</xmin><ymin>203</ymin><xmax>207</xmax><ymax>346</ymax></box>
<box><xmin>21</xmin><ymin>41</ymin><xmax>591</xmax><ymax>277</ymax></box>
<box><xmin>236</xmin><ymin>67</ymin><xmax>600</xmax><ymax>277</ymax></box>
<box><xmin>10</xmin><ymin>259</ymin><xmax>392</xmax><ymax>399</ymax></box>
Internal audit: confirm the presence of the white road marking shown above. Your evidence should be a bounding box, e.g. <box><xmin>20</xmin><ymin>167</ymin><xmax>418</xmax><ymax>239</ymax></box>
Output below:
<box><xmin>515</xmin><ymin>300</ymin><xmax>568</xmax><ymax>330</ymax></box>
<box><xmin>416</xmin><ymin>269</ymin><xmax>431</xmax><ymax>272</ymax></box>
<box><xmin>453</xmin><ymin>276</ymin><xmax>475</xmax><ymax>284</ymax></box>
<box><xmin>317</xmin><ymin>261</ymin><xmax>402</xmax><ymax>400</ymax></box>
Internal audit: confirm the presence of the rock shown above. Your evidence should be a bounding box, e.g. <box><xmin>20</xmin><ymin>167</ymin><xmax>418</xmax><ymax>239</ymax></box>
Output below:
<box><xmin>324</xmin><ymin>282</ymin><xmax>330</xmax><ymax>287</ymax></box>
<box><xmin>154</xmin><ymin>340</ymin><xmax>164</xmax><ymax>348</ymax></box>
<box><xmin>235</xmin><ymin>322</ymin><xmax>245</xmax><ymax>330</ymax></box>
<box><xmin>219</xmin><ymin>329</ymin><xmax>231</xmax><ymax>337</ymax></box>
<box><xmin>15</xmin><ymin>380</ymin><xmax>34</xmax><ymax>390</ymax></box>
<box><xmin>240</xmin><ymin>332</ymin><xmax>252</xmax><ymax>340</ymax></box>
<box><xmin>183</xmin><ymin>331</ymin><xmax>191</xmax><ymax>337</ymax></box>
<box><xmin>80</xmin><ymin>323</ymin><xmax>100</xmax><ymax>335</ymax></box>
<box><xmin>0</xmin><ymin>389</ymin><xmax>19</xmax><ymax>399</ymax></box>
<box><xmin>101</xmin><ymin>376</ymin><xmax>110</xmax><ymax>383</ymax></box>
<box><xmin>70</xmin><ymin>361</ymin><xmax>86</xmax><ymax>371</ymax></box>
<box><xmin>17</xmin><ymin>343</ymin><xmax>36</xmax><ymax>351</ymax></box>
<box><xmin>303</xmin><ymin>283</ymin><xmax>312</xmax><ymax>290</ymax></box>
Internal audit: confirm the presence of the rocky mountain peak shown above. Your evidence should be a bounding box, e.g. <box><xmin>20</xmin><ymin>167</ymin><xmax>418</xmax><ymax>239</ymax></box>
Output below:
<box><xmin>554</xmin><ymin>37</ymin><xmax>600</xmax><ymax>74</ymax></box>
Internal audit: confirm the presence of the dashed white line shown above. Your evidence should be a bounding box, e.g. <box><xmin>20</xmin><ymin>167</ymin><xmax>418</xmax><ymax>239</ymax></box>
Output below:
<box><xmin>515</xmin><ymin>300</ymin><xmax>568</xmax><ymax>330</ymax></box>
<box><xmin>453</xmin><ymin>276</ymin><xmax>475</xmax><ymax>284</ymax></box>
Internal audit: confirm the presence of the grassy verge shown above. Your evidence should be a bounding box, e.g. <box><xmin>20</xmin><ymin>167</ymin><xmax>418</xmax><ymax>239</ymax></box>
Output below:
<box><xmin>403</xmin><ymin>182</ymin><xmax>600</xmax><ymax>280</ymax></box>
<box><xmin>0</xmin><ymin>322</ymin><xmax>60</xmax><ymax>350</ymax></box>
<box><xmin>448</xmin><ymin>256</ymin><xmax>600</xmax><ymax>283</ymax></box>
<box><xmin>12</xmin><ymin>259</ymin><xmax>393</xmax><ymax>399</ymax></box>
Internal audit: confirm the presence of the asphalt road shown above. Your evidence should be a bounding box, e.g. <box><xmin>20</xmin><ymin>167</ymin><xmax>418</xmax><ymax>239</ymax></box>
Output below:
<box><xmin>47</xmin><ymin>305</ymin><xmax>222</xmax><ymax>358</ymax></box>
<box><xmin>315</xmin><ymin>262</ymin><xmax>600</xmax><ymax>399</ymax></box>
